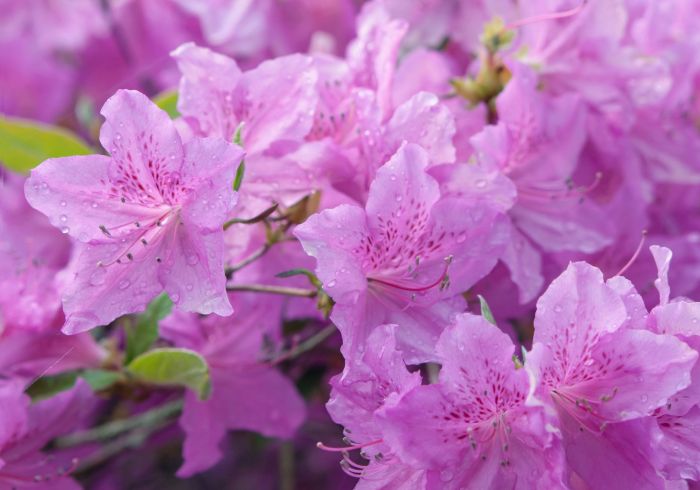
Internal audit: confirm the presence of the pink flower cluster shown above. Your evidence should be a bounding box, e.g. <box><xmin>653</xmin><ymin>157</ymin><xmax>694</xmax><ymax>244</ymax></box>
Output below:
<box><xmin>2</xmin><ymin>0</ymin><xmax>700</xmax><ymax>488</ymax></box>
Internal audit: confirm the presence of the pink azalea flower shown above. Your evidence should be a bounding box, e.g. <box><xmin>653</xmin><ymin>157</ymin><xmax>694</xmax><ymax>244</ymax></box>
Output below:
<box><xmin>296</xmin><ymin>143</ymin><xmax>508</xmax><ymax>363</ymax></box>
<box><xmin>0</xmin><ymin>170</ymin><xmax>70</xmax><ymax>332</ymax></box>
<box><xmin>643</xmin><ymin>246</ymin><xmax>700</xmax><ymax>481</ymax></box>
<box><xmin>468</xmin><ymin>64</ymin><xmax>612</xmax><ymax>303</ymax></box>
<box><xmin>527</xmin><ymin>260</ymin><xmax>698</xmax><ymax>488</ymax></box>
<box><xmin>0</xmin><ymin>379</ymin><xmax>93</xmax><ymax>489</ymax></box>
<box><xmin>379</xmin><ymin>313</ymin><xmax>564</xmax><ymax>489</ymax></box>
<box><xmin>25</xmin><ymin>89</ymin><xmax>244</xmax><ymax>334</ymax></box>
<box><xmin>323</xmin><ymin>324</ymin><xmax>426</xmax><ymax>488</ymax></box>
<box><xmin>172</xmin><ymin>42</ymin><xmax>331</xmax><ymax>215</ymax></box>
<box><xmin>160</xmin><ymin>292</ymin><xmax>306</xmax><ymax>477</ymax></box>
<box><xmin>306</xmin><ymin>3</ymin><xmax>457</xmax><ymax>199</ymax></box>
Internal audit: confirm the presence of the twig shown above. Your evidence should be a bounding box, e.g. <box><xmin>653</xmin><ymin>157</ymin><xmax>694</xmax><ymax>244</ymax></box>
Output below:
<box><xmin>272</xmin><ymin>325</ymin><xmax>337</xmax><ymax>364</ymax></box>
<box><xmin>54</xmin><ymin>400</ymin><xmax>183</xmax><ymax>448</ymax></box>
<box><xmin>226</xmin><ymin>284</ymin><xmax>318</xmax><ymax>298</ymax></box>
<box><xmin>73</xmin><ymin>418</ymin><xmax>173</xmax><ymax>474</ymax></box>
<box><xmin>225</xmin><ymin>243</ymin><xmax>272</xmax><ymax>277</ymax></box>
<box><xmin>279</xmin><ymin>441</ymin><xmax>295</xmax><ymax>490</ymax></box>
<box><xmin>223</xmin><ymin>203</ymin><xmax>279</xmax><ymax>230</ymax></box>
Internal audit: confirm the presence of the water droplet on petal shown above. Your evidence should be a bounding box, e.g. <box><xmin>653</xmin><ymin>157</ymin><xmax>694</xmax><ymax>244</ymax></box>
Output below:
<box><xmin>440</xmin><ymin>470</ymin><xmax>454</xmax><ymax>482</ymax></box>
<box><xmin>59</xmin><ymin>214</ymin><xmax>68</xmax><ymax>223</ymax></box>
<box><xmin>60</xmin><ymin>200</ymin><xmax>67</xmax><ymax>207</ymax></box>
<box><xmin>475</xmin><ymin>179</ymin><xmax>487</xmax><ymax>189</ymax></box>
<box><xmin>186</xmin><ymin>284</ymin><xmax>193</xmax><ymax>291</ymax></box>
<box><xmin>118</xmin><ymin>279</ymin><xmax>130</xmax><ymax>290</ymax></box>
<box><xmin>186</xmin><ymin>254</ymin><xmax>199</xmax><ymax>266</ymax></box>
<box><xmin>327</xmin><ymin>280</ymin><xmax>336</xmax><ymax>288</ymax></box>
<box><xmin>90</xmin><ymin>268</ymin><xmax>107</xmax><ymax>286</ymax></box>
<box><xmin>60</xmin><ymin>226</ymin><xmax>70</xmax><ymax>234</ymax></box>
<box><xmin>554</xmin><ymin>305</ymin><xmax>563</xmax><ymax>313</ymax></box>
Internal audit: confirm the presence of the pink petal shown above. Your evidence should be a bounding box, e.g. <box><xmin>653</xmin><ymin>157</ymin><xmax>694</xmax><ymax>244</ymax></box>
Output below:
<box><xmin>100</xmin><ymin>89</ymin><xmax>185</xmax><ymax>205</ymax></box>
<box><xmin>178</xmin><ymin>366</ymin><xmax>305</xmax><ymax>477</ymax></box>
<box><xmin>160</xmin><ymin>226</ymin><xmax>231</xmax><ymax>316</ymax></box>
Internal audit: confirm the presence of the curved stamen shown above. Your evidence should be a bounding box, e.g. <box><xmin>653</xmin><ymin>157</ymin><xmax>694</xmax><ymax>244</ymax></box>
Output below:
<box><xmin>97</xmin><ymin>209</ymin><xmax>176</xmax><ymax>267</ymax></box>
<box><xmin>552</xmin><ymin>389</ymin><xmax>609</xmax><ymax>433</ymax></box>
<box><xmin>505</xmin><ymin>1</ymin><xmax>588</xmax><ymax>30</ymax></box>
<box><xmin>316</xmin><ymin>439</ymin><xmax>383</xmax><ymax>453</ymax></box>
<box><xmin>517</xmin><ymin>172</ymin><xmax>602</xmax><ymax>202</ymax></box>
<box><xmin>368</xmin><ymin>256</ymin><xmax>452</xmax><ymax>293</ymax></box>
<box><xmin>614</xmin><ymin>230</ymin><xmax>648</xmax><ymax>277</ymax></box>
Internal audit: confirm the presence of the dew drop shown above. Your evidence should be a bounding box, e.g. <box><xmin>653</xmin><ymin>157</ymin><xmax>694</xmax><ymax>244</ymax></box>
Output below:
<box><xmin>554</xmin><ymin>305</ymin><xmax>563</xmax><ymax>313</ymax></box>
<box><xmin>60</xmin><ymin>226</ymin><xmax>70</xmax><ymax>234</ymax></box>
<box><xmin>171</xmin><ymin>293</ymin><xmax>180</xmax><ymax>302</ymax></box>
<box><xmin>59</xmin><ymin>214</ymin><xmax>68</xmax><ymax>223</ymax></box>
<box><xmin>186</xmin><ymin>284</ymin><xmax>193</xmax><ymax>291</ymax></box>
<box><xmin>475</xmin><ymin>179</ymin><xmax>487</xmax><ymax>189</ymax></box>
<box><xmin>60</xmin><ymin>200</ymin><xmax>67</xmax><ymax>207</ymax></box>
<box><xmin>640</xmin><ymin>394</ymin><xmax>648</xmax><ymax>402</ymax></box>
<box><xmin>327</xmin><ymin>280</ymin><xmax>336</xmax><ymax>288</ymax></box>
<box><xmin>439</xmin><ymin>469</ymin><xmax>454</xmax><ymax>482</ymax></box>
<box><xmin>118</xmin><ymin>279</ymin><xmax>130</xmax><ymax>290</ymax></box>
<box><xmin>90</xmin><ymin>268</ymin><xmax>107</xmax><ymax>286</ymax></box>
<box><xmin>186</xmin><ymin>254</ymin><xmax>200</xmax><ymax>266</ymax></box>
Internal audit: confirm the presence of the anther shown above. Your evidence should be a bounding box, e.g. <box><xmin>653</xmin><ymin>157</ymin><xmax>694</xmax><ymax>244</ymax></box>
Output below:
<box><xmin>99</xmin><ymin>225</ymin><xmax>112</xmax><ymax>237</ymax></box>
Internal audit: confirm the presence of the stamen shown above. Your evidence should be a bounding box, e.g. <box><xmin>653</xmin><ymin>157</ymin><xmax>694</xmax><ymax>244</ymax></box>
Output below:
<box><xmin>614</xmin><ymin>230</ymin><xmax>648</xmax><ymax>277</ymax></box>
<box><xmin>517</xmin><ymin>172</ymin><xmax>602</xmax><ymax>202</ymax></box>
<box><xmin>99</xmin><ymin>225</ymin><xmax>112</xmax><ymax>237</ymax></box>
<box><xmin>368</xmin><ymin>256</ymin><xmax>452</xmax><ymax>293</ymax></box>
<box><xmin>505</xmin><ymin>1</ymin><xmax>587</xmax><ymax>30</ymax></box>
<box><xmin>316</xmin><ymin>439</ymin><xmax>382</xmax><ymax>453</ymax></box>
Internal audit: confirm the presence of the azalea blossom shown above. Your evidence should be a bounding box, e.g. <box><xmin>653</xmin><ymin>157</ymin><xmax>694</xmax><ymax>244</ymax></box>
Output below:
<box><xmin>25</xmin><ymin>89</ymin><xmax>244</xmax><ymax>333</ymax></box>
<box><xmin>296</xmin><ymin>142</ymin><xmax>508</xmax><ymax>362</ymax></box>
<box><xmin>380</xmin><ymin>314</ymin><xmax>564</xmax><ymax>489</ymax></box>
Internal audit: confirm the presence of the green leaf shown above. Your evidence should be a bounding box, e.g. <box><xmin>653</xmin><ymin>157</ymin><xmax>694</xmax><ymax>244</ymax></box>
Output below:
<box><xmin>233</xmin><ymin>159</ymin><xmax>245</xmax><ymax>191</ymax></box>
<box><xmin>233</xmin><ymin>123</ymin><xmax>244</xmax><ymax>146</ymax></box>
<box><xmin>81</xmin><ymin>369</ymin><xmax>123</xmax><ymax>391</ymax></box>
<box><xmin>26</xmin><ymin>371</ymin><xmax>78</xmax><ymax>401</ymax></box>
<box><xmin>0</xmin><ymin>116</ymin><xmax>93</xmax><ymax>172</ymax></box>
<box><xmin>153</xmin><ymin>91</ymin><xmax>180</xmax><ymax>119</ymax></box>
<box><xmin>125</xmin><ymin>294</ymin><xmax>173</xmax><ymax>364</ymax></box>
<box><xmin>127</xmin><ymin>348</ymin><xmax>210</xmax><ymax>400</ymax></box>
<box><xmin>478</xmin><ymin>294</ymin><xmax>496</xmax><ymax>325</ymax></box>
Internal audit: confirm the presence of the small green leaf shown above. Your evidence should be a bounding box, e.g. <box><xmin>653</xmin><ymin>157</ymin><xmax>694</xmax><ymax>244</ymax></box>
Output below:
<box><xmin>233</xmin><ymin>159</ymin><xmax>245</xmax><ymax>191</ymax></box>
<box><xmin>127</xmin><ymin>348</ymin><xmax>210</xmax><ymax>400</ymax></box>
<box><xmin>125</xmin><ymin>294</ymin><xmax>173</xmax><ymax>364</ymax></box>
<box><xmin>26</xmin><ymin>371</ymin><xmax>78</xmax><ymax>401</ymax></box>
<box><xmin>233</xmin><ymin>123</ymin><xmax>244</xmax><ymax>146</ymax></box>
<box><xmin>478</xmin><ymin>294</ymin><xmax>496</xmax><ymax>325</ymax></box>
<box><xmin>81</xmin><ymin>369</ymin><xmax>123</xmax><ymax>391</ymax></box>
<box><xmin>0</xmin><ymin>116</ymin><xmax>93</xmax><ymax>172</ymax></box>
<box><xmin>153</xmin><ymin>91</ymin><xmax>180</xmax><ymax>119</ymax></box>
